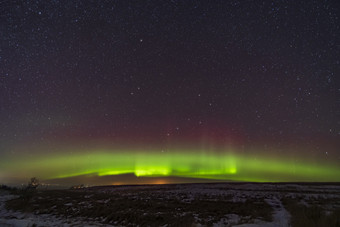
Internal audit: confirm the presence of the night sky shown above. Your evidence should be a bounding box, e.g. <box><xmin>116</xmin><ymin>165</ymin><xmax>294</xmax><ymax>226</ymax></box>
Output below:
<box><xmin>1</xmin><ymin>0</ymin><xmax>339</xmax><ymax>185</ymax></box>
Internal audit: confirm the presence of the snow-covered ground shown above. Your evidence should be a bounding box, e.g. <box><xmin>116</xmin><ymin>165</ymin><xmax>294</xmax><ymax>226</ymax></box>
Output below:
<box><xmin>0</xmin><ymin>191</ymin><xmax>112</xmax><ymax>227</ymax></box>
<box><xmin>1</xmin><ymin>183</ymin><xmax>339</xmax><ymax>226</ymax></box>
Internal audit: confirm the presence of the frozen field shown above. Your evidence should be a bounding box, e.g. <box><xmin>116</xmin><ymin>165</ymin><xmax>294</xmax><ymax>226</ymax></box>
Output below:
<box><xmin>1</xmin><ymin>183</ymin><xmax>340</xmax><ymax>226</ymax></box>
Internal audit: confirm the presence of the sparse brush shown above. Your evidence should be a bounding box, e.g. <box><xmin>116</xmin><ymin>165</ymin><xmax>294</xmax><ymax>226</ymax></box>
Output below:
<box><xmin>0</xmin><ymin>184</ymin><xmax>18</xmax><ymax>192</ymax></box>
<box><xmin>282</xmin><ymin>198</ymin><xmax>340</xmax><ymax>227</ymax></box>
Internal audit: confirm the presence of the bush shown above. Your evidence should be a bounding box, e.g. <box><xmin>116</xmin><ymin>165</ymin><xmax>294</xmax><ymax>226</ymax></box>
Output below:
<box><xmin>27</xmin><ymin>177</ymin><xmax>40</xmax><ymax>189</ymax></box>
<box><xmin>17</xmin><ymin>177</ymin><xmax>40</xmax><ymax>202</ymax></box>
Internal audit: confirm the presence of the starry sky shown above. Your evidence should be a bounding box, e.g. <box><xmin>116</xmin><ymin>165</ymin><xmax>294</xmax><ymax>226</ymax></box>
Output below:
<box><xmin>0</xmin><ymin>0</ymin><xmax>339</xmax><ymax>185</ymax></box>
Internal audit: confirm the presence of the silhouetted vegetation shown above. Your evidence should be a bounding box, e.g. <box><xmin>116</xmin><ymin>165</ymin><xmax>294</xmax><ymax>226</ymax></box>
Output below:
<box><xmin>16</xmin><ymin>177</ymin><xmax>41</xmax><ymax>204</ymax></box>
<box><xmin>27</xmin><ymin>177</ymin><xmax>40</xmax><ymax>189</ymax></box>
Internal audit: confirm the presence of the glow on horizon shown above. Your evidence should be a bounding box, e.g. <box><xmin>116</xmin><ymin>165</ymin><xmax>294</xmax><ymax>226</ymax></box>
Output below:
<box><xmin>0</xmin><ymin>149</ymin><xmax>339</xmax><ymax>183</ymax></box>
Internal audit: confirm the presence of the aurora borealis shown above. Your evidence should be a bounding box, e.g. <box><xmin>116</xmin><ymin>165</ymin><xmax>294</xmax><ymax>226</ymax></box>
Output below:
<box><xmin>0</xmin><ymin>1</ymin><xmax>339</xmax><ymax>185</ymax></box>
<box><xmin>1</xmin><ymin>148</ymin><xmax>340</xmax><ymax>184</ymax></box>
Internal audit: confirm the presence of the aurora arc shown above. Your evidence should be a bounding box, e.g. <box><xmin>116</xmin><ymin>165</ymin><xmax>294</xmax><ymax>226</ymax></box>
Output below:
<box><xmin>1</xmin><ymin>149</ymin><xmax>339</xmax><ymax>183</ymax></box>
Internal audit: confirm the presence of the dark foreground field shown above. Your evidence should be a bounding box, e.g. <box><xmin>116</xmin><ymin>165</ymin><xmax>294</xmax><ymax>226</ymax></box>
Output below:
<box><xmin>1</xmin><ymin>183</ymin><xmax>340</xmax><ymax>226</ymax></box>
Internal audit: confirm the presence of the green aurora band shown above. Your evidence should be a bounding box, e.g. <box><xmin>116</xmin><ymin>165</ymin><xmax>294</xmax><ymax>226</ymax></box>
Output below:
<box><xmin>1</xmin><ymin>149</ymin><xmax>339</xmax><ymax>183</ymax></box>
